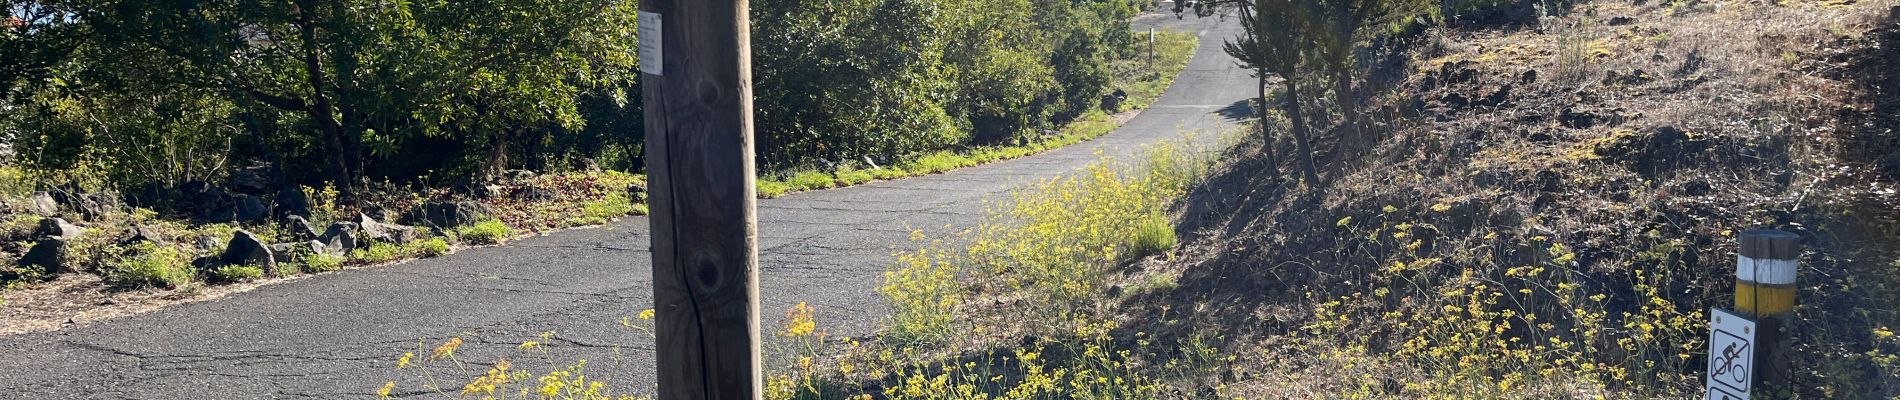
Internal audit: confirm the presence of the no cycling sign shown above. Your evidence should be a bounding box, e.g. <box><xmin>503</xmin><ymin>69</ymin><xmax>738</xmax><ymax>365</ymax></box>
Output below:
<box><xmin>1707</xmin><ymin>308</ymin><xmax>1756</xmax><ymax>400</ymax></box>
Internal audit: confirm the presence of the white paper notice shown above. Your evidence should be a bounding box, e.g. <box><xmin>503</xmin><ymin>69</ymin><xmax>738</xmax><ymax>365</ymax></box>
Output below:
<box><xmin>638</xmin><ymin>11</ymin><xmax>662</xmax><ymax>76</ymax></box>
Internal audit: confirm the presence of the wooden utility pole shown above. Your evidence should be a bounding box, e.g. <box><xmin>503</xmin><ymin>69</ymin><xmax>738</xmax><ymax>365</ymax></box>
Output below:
<box><xmin>639</xmin><ymin>0</ymin><xmax>762</xmax><ymax>398</ymax></box>
<box><xmin>1735</xmin><ymin>230</ymin><xmax>1799</xmax><ymax>398</ymax></box>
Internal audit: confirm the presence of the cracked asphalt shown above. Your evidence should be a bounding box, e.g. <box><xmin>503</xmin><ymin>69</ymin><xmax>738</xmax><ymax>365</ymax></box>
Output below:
<box><xmin>0</xmin><ymin>14</ymin><xmax>1251</xmax><ymax>399</ymax></box>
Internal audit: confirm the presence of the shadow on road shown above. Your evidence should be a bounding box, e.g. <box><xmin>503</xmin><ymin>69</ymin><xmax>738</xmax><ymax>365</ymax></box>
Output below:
<box><xmin>1214</xmin><ymin>99</ymin><xmax>1255</xmax><ymax>121</ymax></box>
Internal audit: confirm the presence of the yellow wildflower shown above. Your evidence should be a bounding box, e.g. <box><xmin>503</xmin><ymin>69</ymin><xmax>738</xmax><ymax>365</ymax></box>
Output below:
<box><xmin>779</xmin><ymin>302</ymin><xmax>817</xmax><ymax>338</ymax></box>
<box><xmin>432</xmin><ymin>337</ymin><xmax>463</xmax><ymax>360</ymax></box>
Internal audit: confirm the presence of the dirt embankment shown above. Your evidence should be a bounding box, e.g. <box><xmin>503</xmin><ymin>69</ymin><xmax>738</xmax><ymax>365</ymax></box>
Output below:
<box><xmin>1122</xmin><ymin>1</ymin><xmax>1900</xmax><ymax>397</ymax></box>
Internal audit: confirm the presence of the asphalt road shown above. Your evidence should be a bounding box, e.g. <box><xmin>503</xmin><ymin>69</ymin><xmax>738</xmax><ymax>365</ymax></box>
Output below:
<box><xmin>0</xmin><ymin>13</ymin><xmax>1252</xmax><ymax>399</ymax></box>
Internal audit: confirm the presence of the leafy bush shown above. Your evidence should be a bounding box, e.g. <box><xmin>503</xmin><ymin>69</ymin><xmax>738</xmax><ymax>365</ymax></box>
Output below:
<box><xmin>757</xmin><ymin>179</ymin><xmax>792</xmax><ymax>199</ymax></box>
<box><xmin>301</xmin><ymin>253</ymin><xmax>347</xmax><ymax>273</ymax></box>
<box><xmin>753</xmin><ymin>0</ymin><xmax>1145</xmax><ymax>169</ymax></box>
<box><xmin>105</xmin><ymin>243</ymin><xmax>195</xmax><ymax>289</ymax></box>
<box><xmin>834</xmin><ymin>166</ymin><xmax>876</xmax><ymax>186</ymax></box>
<box><xmin>2</xmin><ymin>0</ymin><xmax>1181</xmax><ymax>209</ymax></box>
<box><xmin>1</xmin><ymin>214</ymin><xmax>44</xmax><ymax>239</ymax></box>
<box><xmin>870</xmin><ymin>167</ymin><xmax>911</xmax><ymax>181</ymax></box>
<box><xmin>210</xmin><ymin>265</ymin><xmax>265</xmax><ymax>283</ymax></box>
<box><xmin>351</xmin><ymin>243</ymin><xmax>406</xmax><ymax>264</ymax></box>
<box><xmin>0</xmin><ymin>166</ymin><xmax>34</xmax><ymax>198</ymax></box>
<box><xmin>902</xmin><ymin>151</ymin><xmax>976</xmax><ymax>175</ymax></box>
<box><xmin>408</xmin><ymin>238</ymin><xmax>451</xmax><ymax>258</ymax></box>
<box><xmin>456</xmin><ymin>220</ymin><xmax>516</xmax><ymax>245</ymax></box>
<box><xmin>569</xmin><ymin>193</ymin><xmax>635</xmax><ymax>226</ymax></box>
<box><xmin>786</xmin><ymin>170</ymin><xmax>837</xmax><ymax>191</ymax></box>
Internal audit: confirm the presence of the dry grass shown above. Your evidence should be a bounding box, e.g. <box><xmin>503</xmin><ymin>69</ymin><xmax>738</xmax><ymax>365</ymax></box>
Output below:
<box><xmin>1136</xmin><ymin>0</ymin><xmax>1900</xmax><ymax>397</ymax></box>
<box><xmin>0</xmin><ymin>273</ymin><xmax>275</xmax><ymax>336</ymax></box>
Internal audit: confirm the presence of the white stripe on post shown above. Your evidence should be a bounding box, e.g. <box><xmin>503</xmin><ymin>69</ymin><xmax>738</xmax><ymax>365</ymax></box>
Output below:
<box><xmin>1736</xmin><ymin>255</ymin><xmax>1797</xmax><ymax>285</ymax></box>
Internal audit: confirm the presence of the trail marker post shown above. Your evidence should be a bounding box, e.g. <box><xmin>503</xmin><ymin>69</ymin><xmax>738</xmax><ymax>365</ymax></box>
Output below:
<box><xmin>1149</xmin><ymin>28</ymin><xmax>1156</xmax><ymax>70</ymax></box>
<box><xmin>1707</xmin><ymin>230</ymin><xmax>1800</xmax><ymax>400</ymax></box>
<box><xmin>639</xmin><ymin>0</ymin><xmax>763</xmax><ymax>398</ymax></box>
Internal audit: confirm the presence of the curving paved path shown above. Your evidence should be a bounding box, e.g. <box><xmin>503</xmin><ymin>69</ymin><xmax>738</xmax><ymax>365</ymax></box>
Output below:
<box><xmin>0</xmin><ymin>14</ymin><xmax>1251</xmax><ymax>399</ymax></box>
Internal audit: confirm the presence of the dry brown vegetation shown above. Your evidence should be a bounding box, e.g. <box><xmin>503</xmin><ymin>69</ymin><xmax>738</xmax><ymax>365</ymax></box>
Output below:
<box><xmin>1120</xmin><ymin>0</ymin><xmax>1900</xmax><ymax>397</ymax></box>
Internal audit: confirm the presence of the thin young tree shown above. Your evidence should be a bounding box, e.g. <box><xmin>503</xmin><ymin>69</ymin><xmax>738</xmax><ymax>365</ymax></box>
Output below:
<box><xmin>1309</xmin><ymin>0</ymin><xmax>1426</xmax><ymax>150</ymax></box>
<box><xmin>1182</xmin><ymin>0</ymin><xmax>1322</xmax><ymax>184</ymax></box>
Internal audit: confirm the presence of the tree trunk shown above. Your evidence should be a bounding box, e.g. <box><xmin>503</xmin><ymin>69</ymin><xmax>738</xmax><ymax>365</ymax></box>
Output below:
<box><xmin>1255</xmin><ymin>72</ymin><xmax>1280</xmax><ymax>179</ymax></box>
<box><xmin>1282</xmin><ymin>76</ymin><xmax>1321</xmax><ymax>185</ymax></box>
<box><xmin>486</xmin><ymin>130</ymin><xmax>510</xmax><ymax>182</ymax></box>
<box><xmin>327</xmin><ymin>0</ymin><xmax>368</xmax><ymax>190</ymax></box>
<box><xmin>294</xmin><ymin>0</ymin><xmax>355</xmax><ymax>195</ymax></box>
<box><xmin>1333</xmin><ymin>62</ymin><xmax>1360</xmax><ymax>153</ymax></box>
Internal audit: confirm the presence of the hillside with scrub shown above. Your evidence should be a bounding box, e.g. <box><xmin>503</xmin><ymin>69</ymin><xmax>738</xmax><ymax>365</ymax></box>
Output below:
<box><xmin>728</xmin><ymin>0</ymin><xmax>1900</xmax><ymax>399</ymax></box>
<box><xmin>1151</xmin><ymin>1</ymin><xmax>1900</xmax><ymax>396</ymax></box>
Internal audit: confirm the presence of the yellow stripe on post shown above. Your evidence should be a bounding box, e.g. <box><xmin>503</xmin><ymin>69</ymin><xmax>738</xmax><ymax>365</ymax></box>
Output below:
<box><xmin>1734</xmin><ymin>281</ymin><xmax>1796</xmax><ymax>316</ymax></box>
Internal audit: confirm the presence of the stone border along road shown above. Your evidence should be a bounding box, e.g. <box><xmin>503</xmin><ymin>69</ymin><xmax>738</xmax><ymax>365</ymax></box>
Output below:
<box><xmin>0</xmin><ymin>14</ymin><xmax>1251</xmax><ymax>399</ymax></box>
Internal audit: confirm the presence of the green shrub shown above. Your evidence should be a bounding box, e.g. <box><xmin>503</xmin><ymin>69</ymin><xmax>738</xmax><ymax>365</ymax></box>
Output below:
<box><xmin>1129</xmin><ymin>214</ymin><xmax>1177</xmax><ymax>259</ymax></box>
<box><xmin>210</xmin><ymin>264</ymin><xmax>265</xmax><ymax>283</ymax></box>
<box><xmin>302</xmin><ymin>253</ymin><xmax>347</xmax><ymax>273</ymax></box>
<box><xmin>758</xmin><ymin>179</ymin><xmax>792</xmax><ymax>198</ymax></box>
<box><xmin>351</xmin><ymin>242</ymin><xmax>405</xmax><ymax>264</ymax></box>
<box><xmin>870</xmin><ymin>167</ymin><xmax>911</xmax><ymax>181</ymax></box>
<box><xmin>456</xmin><ymin>220</ymin><xmax>516</xmax><ymax>245</ymax></box>
<box><xmin>409</xmin><ymin>238</ymin><xmax>451</xmax><ymax>258</ymax></box>
<box><xmin>787</xmin><ymin>170</ymin><xmax>837</xmax><ymax>191</ymax></box>
<box><xmin>970</xmin><ymin>147</ymin><xmax>1007</xmax><ymax>164</ymax></box>
<box><xmin>834</xmin><ymin>166</ymin><xmax>876</xmax><ymax>186</ymax></box>
<box><xmin>1</xmin><ymin>214</ymin><xmax>44</xmax><ymax>239</ymax></box>
<box><xmin>567</xmin><ymin>193</ymin><xmax>635</xmax><ymax>226</ymax></box>
<box><xmin>0</xmin><ymin>166</ymin><xmax>34</xmax><ymax>198</ymax></box>
<box><xmin>105</xmin><ymin>243</ymin><xmax>195</xmax><ymax>288</ymax></box>
<box><xmin>904</xmin><ymin>151</ymin><xmax>976</xmax><ymax>175</ymax></box>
